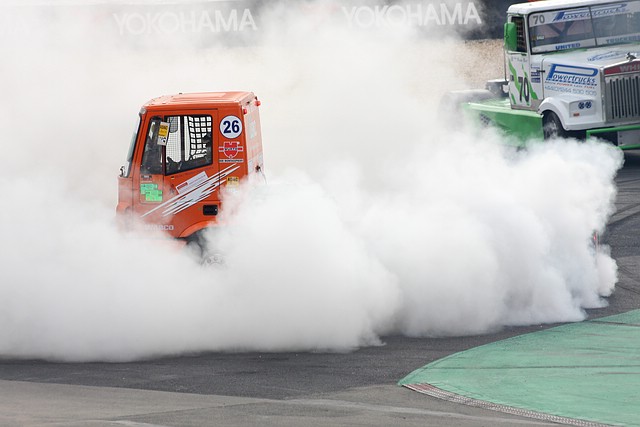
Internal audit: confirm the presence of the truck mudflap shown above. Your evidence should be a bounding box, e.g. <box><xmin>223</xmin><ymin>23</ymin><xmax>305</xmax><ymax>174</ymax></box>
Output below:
<box><xmin>587</xmin><ymin>124</ymin><xmax>640</xmax><ymax>150</ymax></box>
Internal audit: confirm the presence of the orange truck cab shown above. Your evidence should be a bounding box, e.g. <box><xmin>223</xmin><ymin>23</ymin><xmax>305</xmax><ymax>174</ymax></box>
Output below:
<box><xmin>117</xmin><ymin>92</ymin><xmax>264</xmax><ymax>244</ymax></box>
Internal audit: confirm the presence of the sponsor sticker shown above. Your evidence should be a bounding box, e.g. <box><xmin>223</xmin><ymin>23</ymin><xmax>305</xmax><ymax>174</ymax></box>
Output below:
<box><xmin>175</xmin><ymin>171</ymin><xmax>208</xmax><ymax>194</ymax></box>
<box><xmin>140</xmin><ymin>183</ymin><xmax>162</xmax><ymax>202</ymax></box>
<box><xmin>157</xmin><ymin>121</ymin><xmax>170</xmax><ymax>146</ymax></box>
<box><xmin>219</xmin><ymin>141</ymin><xmax>244</xmax><ymax>163</ymax></box>
<box><xmin>545</xmin><ymin>64</ymin><xmax>598</xmax><ymax>86</ymax></box>
<box><xmin>589</xmin><ymin>51</ymin><xmax>628</xmax><ymax>61</ymax></box>
<box><xmin>552</xmin><ymin>8</ymin><xmax>591</xmax><ymax>23</ymax></box>
<box><xmin>531</xmin><ymin>67</ymin><xmax>541</xmax><ymax>83</ymax></box>
<box><xmin>591</xmin><ymin>3</ymin><xmax>633</xmax><ymax>18</ymax></box>
<box><xmin>143</xmin><ymin>224</ymin><xmax>175</xmax><ymax>231</ymax></box>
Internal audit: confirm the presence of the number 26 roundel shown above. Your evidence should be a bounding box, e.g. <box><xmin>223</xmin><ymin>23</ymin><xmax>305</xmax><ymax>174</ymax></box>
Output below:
<box><xmin>220</xmin><ymin>115</ymin><xmax>243</xmax><ymax>139</ymax></box>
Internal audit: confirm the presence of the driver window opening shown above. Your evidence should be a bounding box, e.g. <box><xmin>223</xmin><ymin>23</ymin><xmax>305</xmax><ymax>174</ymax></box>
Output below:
<box><xmin>140</xmin><ymin>117</ymin><xmax>163</xmax><ymax>175</ymax></box>
<box><xmin>165</xmin><ymin>115</ymin><xmax>213</xmax><ymax>175</ymax></box>
<box><xmin>512</xmin><ymin>16</ymin><xmax>527</xmax><ymax>52</ymax></box>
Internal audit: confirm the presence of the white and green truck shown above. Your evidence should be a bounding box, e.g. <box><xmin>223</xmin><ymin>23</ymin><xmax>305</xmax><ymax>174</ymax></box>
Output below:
<box><xmin>458</xmin><ymin>0</ymin><xmax>640</xmax><ymax>148</ymax></box>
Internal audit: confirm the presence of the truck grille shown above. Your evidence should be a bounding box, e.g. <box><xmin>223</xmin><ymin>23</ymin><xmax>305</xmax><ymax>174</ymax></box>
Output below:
<box><xmin>606</xmin><ymin>73</ymin><xmax>640</xmax><ymax>123</ymax></box>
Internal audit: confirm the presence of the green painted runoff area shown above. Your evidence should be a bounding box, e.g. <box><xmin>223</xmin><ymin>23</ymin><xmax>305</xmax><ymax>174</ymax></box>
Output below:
<box><xmin>400</xmin><ymin>310</ymin><xmax>640</xmax><ymax>426</ymax></box>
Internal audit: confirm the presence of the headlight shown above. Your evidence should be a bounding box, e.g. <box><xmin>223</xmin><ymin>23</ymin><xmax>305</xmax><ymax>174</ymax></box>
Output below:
<box><xmin>570</xmin><ymin>100</ymin><xmax>595</xmax><ymax>117</ymax></box>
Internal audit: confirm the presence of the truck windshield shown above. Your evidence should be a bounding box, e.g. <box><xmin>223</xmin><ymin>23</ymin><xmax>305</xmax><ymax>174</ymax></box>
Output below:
<box><xmin>122</xmin><ymin>114</ymin><xmax>141</xmax><ymax>178</ymax></box>
<box><xmin>529</xmin><ymin>1</ymin><xmax>640</xmax><ymax>54</ymax></box>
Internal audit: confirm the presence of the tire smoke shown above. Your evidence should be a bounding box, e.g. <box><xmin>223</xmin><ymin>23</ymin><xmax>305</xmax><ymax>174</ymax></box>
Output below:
<box><xmin>0</xmin><ymin>2</ymin><xmax>622</xmax><ymax>361</ymax></box>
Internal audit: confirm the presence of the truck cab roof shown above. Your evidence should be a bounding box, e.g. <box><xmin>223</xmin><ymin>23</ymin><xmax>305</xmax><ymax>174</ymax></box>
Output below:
<box><xmin>143</xmin><ymin>91</ymin><xmax>255</xmax><ymax>111</ymax></box>
<box><xmin>508</xmin><ymin>0</ymin><xmax>632</xmax><ymax>15</ymax></box>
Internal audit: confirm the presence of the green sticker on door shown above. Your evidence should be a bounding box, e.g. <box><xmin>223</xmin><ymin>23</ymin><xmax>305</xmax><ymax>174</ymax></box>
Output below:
<box><xmin>140</xmin><ymin>183</ymin><xmax>162</xmax><ymax>202</ymax></box>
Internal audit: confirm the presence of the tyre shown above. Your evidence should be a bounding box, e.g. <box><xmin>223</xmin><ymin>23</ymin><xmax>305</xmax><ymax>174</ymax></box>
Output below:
<box><xmin>185</xmin><ymin>230</ymin><xmax>225</xmax><ymax>267</ymax></box>
<box><xmin>542</xmin><ymin>111</ymin><xmax>568</xmax><ymax>140</ymax></box>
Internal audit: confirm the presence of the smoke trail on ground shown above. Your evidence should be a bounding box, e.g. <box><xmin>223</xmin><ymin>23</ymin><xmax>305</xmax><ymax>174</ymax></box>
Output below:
<box><xmin>0</xmin><ymin>1</ymin><xmax>622</xmax><ymax>361</ymax></box>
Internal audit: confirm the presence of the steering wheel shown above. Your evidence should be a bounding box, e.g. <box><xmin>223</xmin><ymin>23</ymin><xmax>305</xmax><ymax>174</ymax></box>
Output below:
<box><xmin>167</xmin><ymin>156</ymin><xmax>179</xmax><ymax>173</ymax></box>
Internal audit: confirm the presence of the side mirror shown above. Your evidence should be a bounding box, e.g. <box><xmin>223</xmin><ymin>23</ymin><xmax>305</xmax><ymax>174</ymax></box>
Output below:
<box><xmin>504</xmin><ymin>22</ymin><xmax>518</xmax><ymax>52</ymax></box>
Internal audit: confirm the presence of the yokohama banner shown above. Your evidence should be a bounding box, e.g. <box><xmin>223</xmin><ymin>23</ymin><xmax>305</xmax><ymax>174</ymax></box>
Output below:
<box><xmin>2</xmin><ymin>0</ymin><xmax>517</xmax><ymax>46</ymax></box>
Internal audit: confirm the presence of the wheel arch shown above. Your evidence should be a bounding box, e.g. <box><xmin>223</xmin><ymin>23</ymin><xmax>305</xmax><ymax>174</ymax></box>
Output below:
<box><xmin>538</xmin><ymin>99</ymin><xmax>569</xmax><ymax>130</ymax></box>
<box><xmin>179</xmin><ymin>220</ymin><xmax>218</xmax><ymax>239</ymax></box>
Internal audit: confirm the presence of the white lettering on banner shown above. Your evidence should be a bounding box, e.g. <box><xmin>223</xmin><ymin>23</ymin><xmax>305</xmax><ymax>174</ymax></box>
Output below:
<box><xmin>342</xmin><ymin>3</ymin><xmax>482</xmax><ymax>28</ymax></box>
<box><xmin>113</xmin><ymin>9</ymin><xmax>257</xmax><ymax>35</ymax></box>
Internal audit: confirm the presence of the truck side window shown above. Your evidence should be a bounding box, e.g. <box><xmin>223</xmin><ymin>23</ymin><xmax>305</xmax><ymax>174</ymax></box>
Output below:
<box><xmin>512</xmin><ymin>16</ymin><xmax>526</xmax><ymax>52</ymax></box>
<box><xmin>165</xmin><ymin>115</ymin><xmax>213</xmax><ymax>175</ymax></box>
<box><xmin>140</xmin><ymin>118</ymin><xmax>163</xmax><ymax>175</ymax></box>
<box><xmin>121</xmin><ymin>115</ymin><xmax>141</xmax><ymax>178</ymax></box>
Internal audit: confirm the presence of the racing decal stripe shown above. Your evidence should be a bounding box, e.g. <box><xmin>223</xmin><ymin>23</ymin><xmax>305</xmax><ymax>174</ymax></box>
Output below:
<box><xmin>141</xmin><ymin>165</ymin><xmax>240</xmax><ymax>218</ymax></box>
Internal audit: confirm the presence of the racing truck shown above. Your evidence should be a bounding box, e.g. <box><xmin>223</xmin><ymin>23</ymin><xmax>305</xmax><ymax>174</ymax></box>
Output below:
<box><xmin>116</xmin><ymin>92</ymin><xmax>264</xmax><ymax>258</ymax></box>
<box><xmin>455</xmin><ymin>0</ymin><xmax>640</xmax><ymax>148</ymax></box>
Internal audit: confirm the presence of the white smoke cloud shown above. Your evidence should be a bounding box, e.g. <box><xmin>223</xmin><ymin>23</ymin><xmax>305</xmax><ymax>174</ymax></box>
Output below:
<box><xmin>0</xmin><ymin>1</ymin><xmax>623</xmax><ymax>362</ymax></box>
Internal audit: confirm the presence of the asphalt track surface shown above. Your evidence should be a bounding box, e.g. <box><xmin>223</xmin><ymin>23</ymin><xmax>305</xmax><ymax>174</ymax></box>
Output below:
<box><xmin>2</xmin><ymin>152</ymin><xmax>640</xmax><ymax>426</ymax></box>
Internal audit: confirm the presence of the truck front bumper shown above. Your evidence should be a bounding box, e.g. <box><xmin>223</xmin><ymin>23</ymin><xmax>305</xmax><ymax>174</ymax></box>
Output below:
<box><xmin>587</xmin><ymin>124</ymin><xmax>640</xmax><ymax>150</ymax></box>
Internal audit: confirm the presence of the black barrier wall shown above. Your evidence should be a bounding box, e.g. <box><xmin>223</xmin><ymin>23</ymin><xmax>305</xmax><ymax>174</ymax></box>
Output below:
<box><xmin>2</xmin><ymin>0</ymin><xmax>517</xmax><ymax>47</ymax></box>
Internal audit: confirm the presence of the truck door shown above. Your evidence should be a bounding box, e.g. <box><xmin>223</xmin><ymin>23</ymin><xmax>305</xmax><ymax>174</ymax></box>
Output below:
<box><xmin>138</xmin><ymin>117</ymin><xmax>166</xmax><ymax>207</ymax></box>
<box><xmin>162</xmin><ymin>112</ymin><xmax>219</xmax><ymax>218</ymax></box>
<box><xmin>135</xmin><ymin>111</ymin><xmax>220</xmax><ymax>235</ymax></box>
<box><xmin>505</xmin><ymin>15</ymin><xmax>538</xmax><ymax>111</ymax></box>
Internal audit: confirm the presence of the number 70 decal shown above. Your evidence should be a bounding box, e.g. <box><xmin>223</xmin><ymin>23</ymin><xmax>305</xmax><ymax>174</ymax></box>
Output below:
<box><xmin>517</xmin><ymin>75</ymin><xmax>530</xmax><ymax>103</ymax></box>
<box><xmin>508</xmin><ymin>60</ymin><xmax>539</xmax><ymax>106</ymax></box>
<box><xmin>220</xmin><ymin>115</ymin><xmax>243</xmax><ymax>139</ymax></box>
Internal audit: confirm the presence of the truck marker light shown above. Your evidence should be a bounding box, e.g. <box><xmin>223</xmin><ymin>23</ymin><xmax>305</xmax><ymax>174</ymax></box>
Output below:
<box><xmin>243</xmin><ymin>108</ymin><xmax>248</xmax><ymax>114</ymax></box>
<box><xmin>255</xmin><ymin>100</ymin><xmax>261</xmax><ymax>107</ymax></box>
